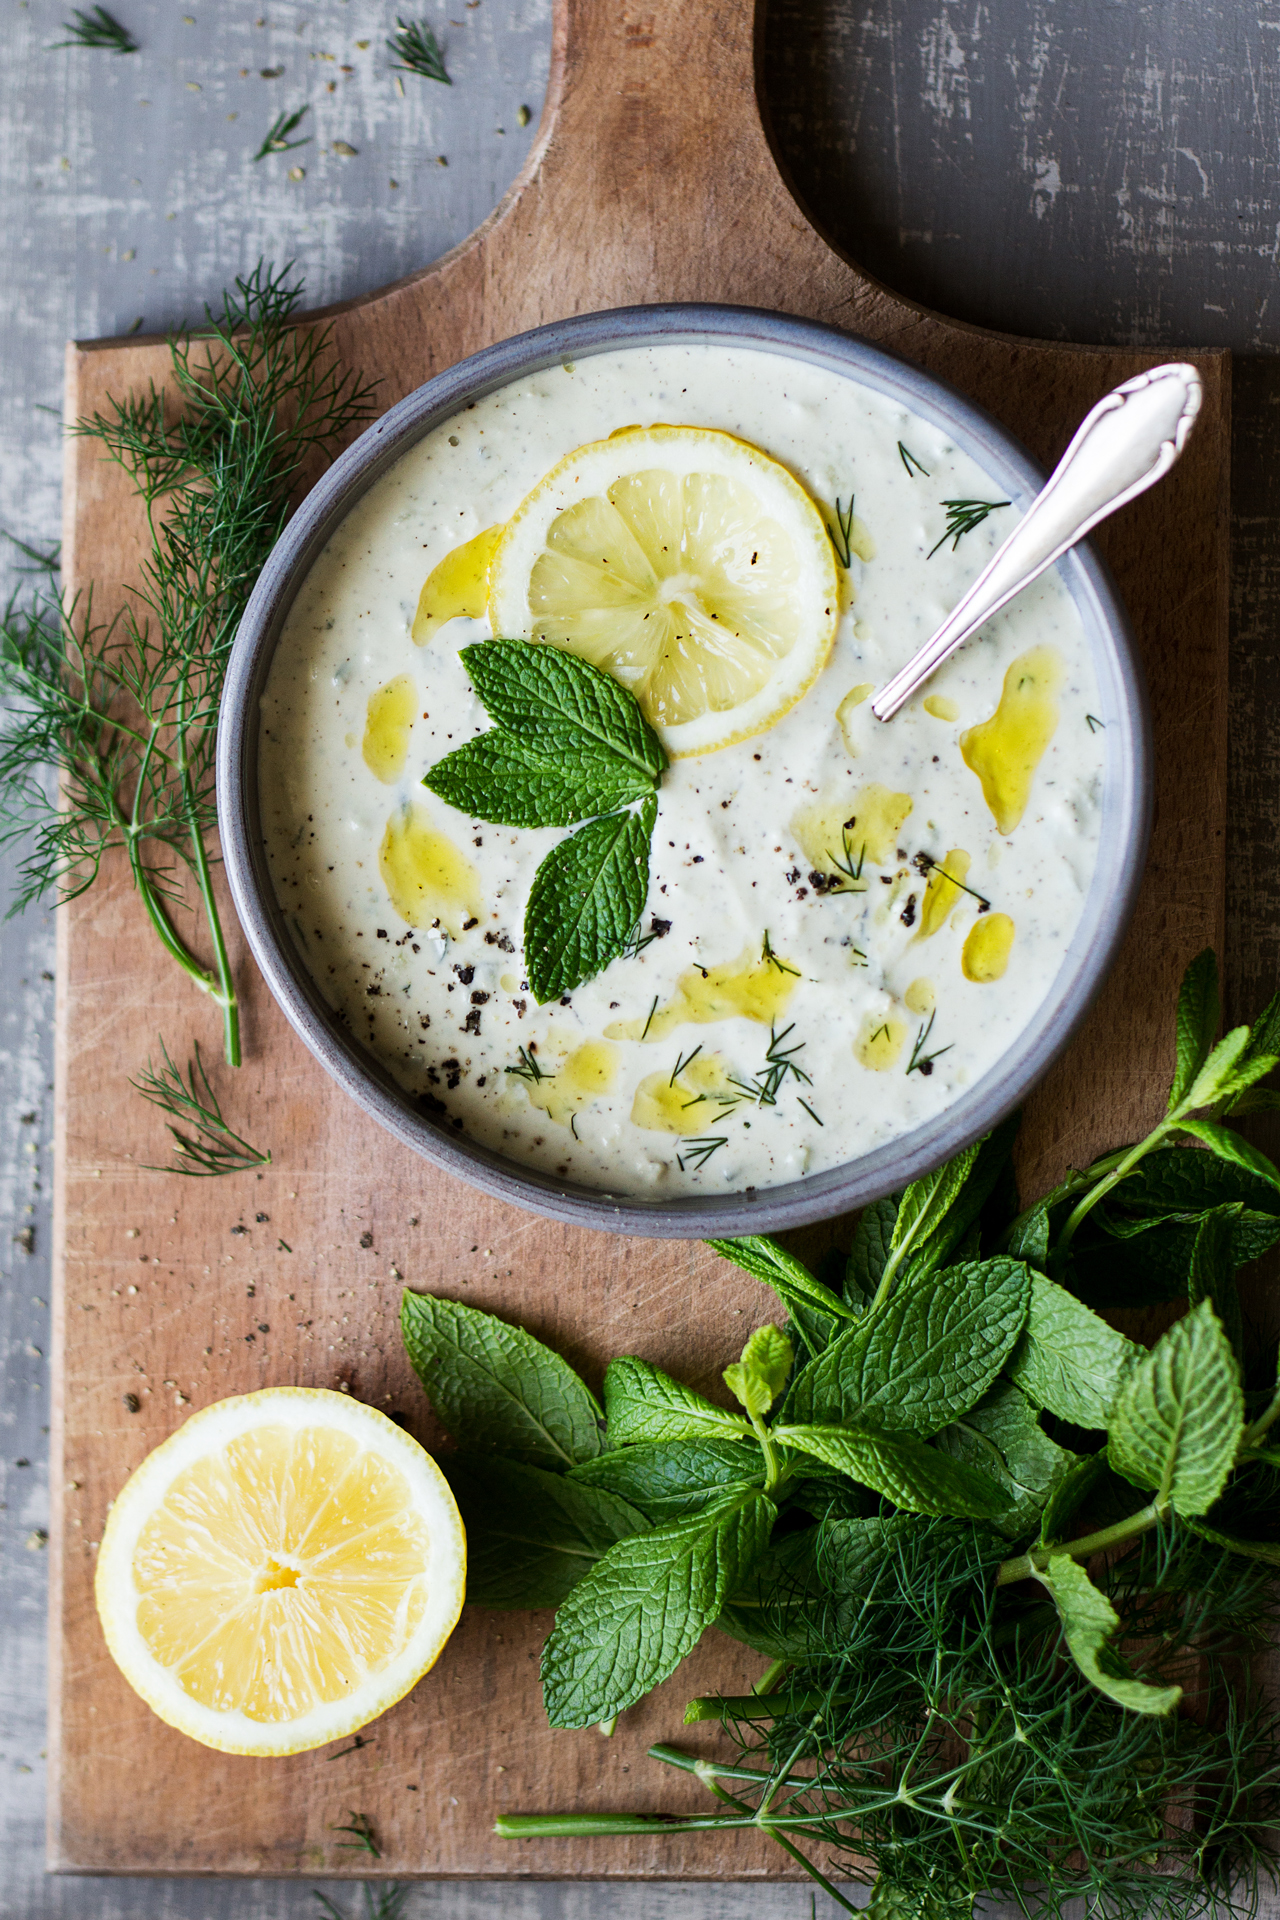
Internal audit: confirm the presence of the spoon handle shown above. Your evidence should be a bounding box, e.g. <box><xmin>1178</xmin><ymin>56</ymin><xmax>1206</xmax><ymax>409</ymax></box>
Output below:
<box><xmin>870</xmin><ymin>362</ymin><xmax>1203</xmax><ymax>723</ymax></box>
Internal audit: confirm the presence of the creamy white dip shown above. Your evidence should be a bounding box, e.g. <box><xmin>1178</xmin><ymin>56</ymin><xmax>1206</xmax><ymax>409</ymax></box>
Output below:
<box><xmin>259</xmin><ymin>343</ymin><xmax>1103</xmax><ymax>1197</ymax></box>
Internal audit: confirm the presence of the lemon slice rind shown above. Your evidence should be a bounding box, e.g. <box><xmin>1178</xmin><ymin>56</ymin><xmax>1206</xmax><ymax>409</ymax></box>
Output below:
<box><xmin>95</xmin><ymin>1387</ymin><xmax>466</xmax><ymax>1757</ymax></box>
<box><xmin>488</xmin><ymin>426</ymin><xmax>840</xmax><ymax>758</ymax></box>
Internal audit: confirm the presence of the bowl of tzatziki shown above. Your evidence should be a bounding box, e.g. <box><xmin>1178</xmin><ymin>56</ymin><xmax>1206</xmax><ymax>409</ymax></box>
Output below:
<box><xmin>218</xmin><ymin>304</ymin><xmax>1149</xmax><ymax>1237</ymax></box>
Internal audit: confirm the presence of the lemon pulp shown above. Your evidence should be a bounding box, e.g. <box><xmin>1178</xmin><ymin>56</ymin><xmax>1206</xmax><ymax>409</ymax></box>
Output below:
<box><xmin>95</xmin><ymin>1389</ymin><xmax>466</xmax><ymax>1756</ymax></box>
<box><xmin>488</xmin><ymin>426</ymin><xmax>839</xmax><ymax>757</ymax></box>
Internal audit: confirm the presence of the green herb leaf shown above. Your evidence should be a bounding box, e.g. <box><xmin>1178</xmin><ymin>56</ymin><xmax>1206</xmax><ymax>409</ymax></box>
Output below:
<box><xmin>706</xmin><ymin>1235</ymin><xmax>859</xmax><ymax>1327</ymax></box>
<box><xmin>1006</xmin><ymin>1200</ymin><xmax>1051</xmax><ymax>1267</ymax></box>
<box><xmin>1186</xmin><ymin>1515</ymin><xmax>1280</xmax><ymax>1566</ymax></box>
<box><xmin>772</xmin><ymin>1422</ymin><xmax>1012</xmax><ymax>1519</ymax></box>
<box><xmin>603</xmin><ymin>1356</ymin><xmax>753</xmax><ymax>1446</ymax></box>
<box><xmin>816</xmin><ymin>1513</ymin><xmax>923</xmax><ymax>1593</ymax></box>
<box><xmin>879</xmin><ymin>1143</ymin><xmax>981</xmax><ymax>1294</ymax></box>
<box><xmin>1176</xmin><ymin>1118</ymin><xmax>1280</xmax><ymax>1189</ymax></box>
<box><xmin>400</xmin><ymin>1290</ymin><xmax>603</xmax><ymax>1468</ymax></box>
<box><xmin>567</xmin><ymin>1439</ymin><xmax>764</xmax><ymax>1522</ymax></box>
<box><xmin>723</xmin><ymin>1324</ymin><xmax>793</xmax><ymax>1419</ymax></box>
<box><xmin>423</xmin><ymin>733</ymin><xmax>653</xmax><ymax>828</ymax></box>
<box><xmin>1168</xmin><ymin>947</ymin><xmax>1220</xmax><ymax>1111</ymax></box>
<box><xmin>460</xmin><ymin>640</ymin><xmax>666</xmax><ymax>782</ymax></box>
<box><xmin>442</xmin><ymin>1453</ymin><xmax>647</xmax><ymax>1608</ymax></box>
<box><xmin>934</xmin><ymin>1380</ymin><xmax>1078</xmax><ymax>1535</ymax></box>
<box><xmin>715</xmin><ymin>1526</ymin><xmax>828</xmax><ymax>1658</ymax></box>
<box><xmin>1038</xmin><ymin>1451</ymin><xmax>1108</xmax><ymax>1547</ymax></box>
<box><xmin>1179</xmin><ymin>1026</ymin><xmax>1252</xmax><ymax>1113</ymax></box>
<box><xmin>540</xmin><ymin>1489</ymin><xmax>776</xmax><ymax>1727</ymax></box>
<box><xmin>1107</xmin><ymin>1299</ymin><xmax>1243</xmax><ymax>1515</ymax></box>
<box><xmin>1187</xmin><ymin>1203</ymin><xmax>1244</xmax><ymax>1365</ymax></box>
<box><xmin>846</xmin><ymin>1194</ymin><xmax>898</xmax><ymax>1306</ymax></box>
<box><xmin>524</xmin><ymin>796</ymin><xmax>656</xmax><ymax>1003</ymax></box>
<box><xmin>1035</xmin><ymin>1552</ymin><xmax>1182</xmax><ymax>1716</ymax></box>
<box><xmin>1006</xmin><ymin>1274</ymin><xmax>1139</xmax><ymax>1427</ymax></box>
<box><xmin>1101</xmin><ymin>1143</ymin><xmax>1280</xmax><ymax>1221</ymax></box>
<box><xmin>783</xmin><ymin>1258</ymin><xmax>1031</xmax><ymax>1437</ymax></box>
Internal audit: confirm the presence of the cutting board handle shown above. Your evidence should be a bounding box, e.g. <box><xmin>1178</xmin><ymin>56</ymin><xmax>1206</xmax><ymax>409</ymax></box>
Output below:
<box><xmin>495</xmin><ymin>0</ymin><xmax>859</xmax><ymax>314</ymax></box>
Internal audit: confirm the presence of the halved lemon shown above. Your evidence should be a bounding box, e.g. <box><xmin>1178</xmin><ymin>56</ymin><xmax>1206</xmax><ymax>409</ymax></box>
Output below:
<box><xmin>488</xmin><ymin>425</ymin><xmax>840</xmax><ymax>757</ymax></box>
<box><xmin>95</xmin><ymin>1388</ymin><xmax>465</xmax><ymax>1756</ymax></box>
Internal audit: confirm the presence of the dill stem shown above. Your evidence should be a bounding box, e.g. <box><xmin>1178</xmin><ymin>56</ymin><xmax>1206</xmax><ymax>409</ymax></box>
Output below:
<box><xmin>182</xmin><ymin>764</ymin><xmax>240</xmax><ymax>1065</ymax></box>
<box><xmin>994</xmin><ymin>1498</ymin><xmax>1164</xmax><ymax>1586</ymax></box>
<box><xmin>691</xmin><ymin>1756</ymin><xmax>861</xmax><ymax>1915</ymax></box>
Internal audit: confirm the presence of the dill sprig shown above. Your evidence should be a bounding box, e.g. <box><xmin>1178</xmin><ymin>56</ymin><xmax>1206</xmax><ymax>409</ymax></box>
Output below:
<box><xmin>905</xmin><ymin>1008</ymin><xmax>952</xmax><ymax>1077</ymax></box>
<box><xmin>676</xmin><ymin>1135</ymin><xmax>728</xmax><ymax>1171</ymax></box>
<box><xmin>1086</xmin><ymin>712</ymin><xmax>1105</xmax><ymax>733</ymax></box>
<box><xmin>826</xmin><ymin>495</ymin><xmax>857</xmax><ymax>569</ymax></box>
<box><xmin>730</xmin><ymin>1023</ymin><xmax>812</xmax><ymax>1109</ymax></box>
<box><xmin>254</xmin><ymin>106</ymin><xmax>311</xmax><ymax>162</ymax></box>
<box><xmin>924</xmin><ymin>857</ymin><xmax>990</xmax><ymax>912</ymax></box>
<box><xmin>0</xmin><ymin>263</ymin><xmax>377</xmax><ymax>1081</ymax></box>
<box><xmin>670</xmin><ymin>1044</ymin><xmax>702</xmax><ymax>1088</ymax></box>
<box><xmin>131</xmin><ymin>1039</ymin><xmax>271</xmax><ymax>1176</ymax></box>
<box><xmin>387</xmin><ymin>16</ymin><xmax>450</xmax><ymax>83</ymax></box>
<box><xmin>314</xmin><ymin>1886</ymin><xmax>409</xmax><ymax>1920</ymax></box>
<box><xmin>822</xmin><ymin>826</ymin><xmax>867</xmax><ymax>892</ymax></box>
<box><xmin>504</xmin><ymin>1045</ymin><xmax>552</xmax><ymax>1084</ymax></box>
<box><xmin>50</xmin><ymin>6</ymin><xmax>138</xmax><ymax>52</ymax></box>
<box><xmin>898</xmin><ymin>440</ymin><xmax>929</xmax><ymax>478</ymax></box>
<box><xmin>510</xmin><ymin>1521</ymin><xmax>1280</xmax><ymax>1920</ymax></box>
<box><xmin>928</xmin><ymin>497</ymin><xmax>1011</xmax><ymax>559</ymax></box>
<box><xmin>330</xmin><ymin>1811</ymin><xmax>381</xmax><ymax>1859</ymax></box>
<box><xmin>761</xmin><ymin>930</ymin><xmax>799</xmax><ymax>978</ymax></box>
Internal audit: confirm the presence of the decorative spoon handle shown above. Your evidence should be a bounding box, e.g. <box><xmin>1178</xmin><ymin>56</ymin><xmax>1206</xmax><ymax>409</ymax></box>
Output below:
<box><xmin>870</xmin><ymin>362</ymin><xmax>1203</xmax><ymax>723</ymax></box>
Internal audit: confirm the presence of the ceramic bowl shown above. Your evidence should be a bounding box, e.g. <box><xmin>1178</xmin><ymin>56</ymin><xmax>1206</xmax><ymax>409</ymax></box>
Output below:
<box><xmin>218</xmin><ymin>303</ymin><xmax>1151</xmax><ymax>1238</ymax></box>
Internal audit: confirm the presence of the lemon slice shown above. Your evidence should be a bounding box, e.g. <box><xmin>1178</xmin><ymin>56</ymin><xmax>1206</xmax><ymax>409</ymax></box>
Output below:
<box><xmin>95</xmin><ymin>1388</ymin><xmax>465</xmax><ymax>1756</ymax></box>
<box><xmin>488</xmin><ymin>425</ymin><xmax>840</xmax><ymax>756</ymax></box>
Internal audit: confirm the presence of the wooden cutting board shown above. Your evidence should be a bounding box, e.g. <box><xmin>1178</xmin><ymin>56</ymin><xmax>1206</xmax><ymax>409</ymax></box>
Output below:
<box><xmin>50</xmin><ymin>0</ymin><xmax>1229</xmax><ymax>1881</ymax></box>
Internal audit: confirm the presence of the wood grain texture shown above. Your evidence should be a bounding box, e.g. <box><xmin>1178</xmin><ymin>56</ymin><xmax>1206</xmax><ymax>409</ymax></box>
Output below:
<box><xmin>51</xmin><ymin>0</ymin><xmax>1229</xmax><ymax>1880</ymax></box>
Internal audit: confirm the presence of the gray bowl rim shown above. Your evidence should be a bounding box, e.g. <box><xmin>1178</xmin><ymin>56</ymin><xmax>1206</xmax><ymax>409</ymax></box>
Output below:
<box><xmin>218</xmin><ymin>299</ymin><xmax>1152</xmax><ymax>1240</ymax></box>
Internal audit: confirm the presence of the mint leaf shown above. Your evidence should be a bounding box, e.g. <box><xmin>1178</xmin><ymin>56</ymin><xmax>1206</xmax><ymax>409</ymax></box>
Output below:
<box><xmin>461</xmin><ymin>639</ymin><xmax>666</xmax><ymax>781</ymax></box>
<box><xmin>847</xmin><ymin>1194</ymin><xmax>898</xmax><ymax>1306</ymax></box>
<box><xmin>401</xmin><ymin>1290</ymin><xmax>603</xmax><ymax>1467</ymax></box>
<box><xmin>1006</xmin><ymin>1200</ymin><xmax>1051</xmax><ymax>1267</ymax></box>
<box><xmin>423</xmin><ymin>733</ymin><xmax>652</xmax><ymax>828</ymax></box>
<box><xmin>1007</xmin><ymin>1274</ymin><xmax>1139</xmax><ymax>1428</ymax></box>
<box><xmin>716</xmin><ymin>1526</ymin><xmax>828</xmax><ymax>1659</ymax></box>
<box><xmin>1107</xmin><ymin>1299</ymin><xmax>1243</xmax><ymax>1515</ymax></box>
<box><xmin>1036</xmin><ymin>1553</ymin><xmax>1182</xmax><ymax>1716</ymax></box>
<box><xmin>783</xmin><ymin>1258</ymin><xmax>1030</xmax><ymax>1437</ymax></box>
<box><xmin>816</xmin><ymin>1513</ymin><xmax>923</xmax><ymax>1593</ymax></box>
<box><xmin>540</xmin><ymin>1488</ymin><xmax>776</xmax><ymax>1727</ymax></box>
<box><xmin>723</xmin><ymin>1324</ymin><xmax>793</xmax><ymax>1419</ymax></box>
<box><xmin>771</xmin><ymin>1421</ymin><xmax>1012</xmax><ymax>1519</ymax></box>
<box><xmin>1038</xmin><ymin>1452</ymin><xmax>1107</xmax><ymax>1547</ymax></box>
<box><xmin>1176</xmin><ymin>1118</ymin><xmax>1280</xmax><ymax>1189</ymax></box>
<box><xmin>524</xmin><ymin>795</ymin><xmax>655</xmax><ymax>1002</ymax></box>
<box><xmin>934</xmin><ymin>1380</ymin><xmax>1077</xmax><ymax>1535</ymax></box>
<box><xmin>1102</xmin><ymin>1144</ymin><xmax>1280</xmax><ymax>1220</ymax></box>
<box><xmin>879</xmin><ymin>1143</ymin><xmax>981</xmax><ymax>1291</ymax></box>
<box><xmin>1168</xmin><ymin>948</ymin><xmax>1220</xmax><ymax>1111</ymax></box>
<box><xmin>442</xmin><ymin>1453</ymin><xmax>646</xmax><ymax>1608</ymax></box>
<box><xmin>1187</xmin><ymin>1203</ymin><xmax>1244</xmax><ymax>1364</ymax></box>
<box><xmin>603</xmin><ymin>1355</ymin><xmax>753</xmax><ymax>1445</ymax></box>
<box><xmin>568</xmin><ymin>1439</ymin><xmax>763</xmax><ymax>1521</ymax></box>
<box><xmin>1187</xmin><ymin>1516</ymin><xmax>1280</xmax><ymax>1566</ymax></box>
<box><xmin>1179</xmin><ymin>1026</ymin><xmax>1252</xmax><ymax>1114</ymax></box>
<box><xmin>707</xmin><ymin>1235</ymin><xmax>858</xmax><ymax>1327</ymax></box>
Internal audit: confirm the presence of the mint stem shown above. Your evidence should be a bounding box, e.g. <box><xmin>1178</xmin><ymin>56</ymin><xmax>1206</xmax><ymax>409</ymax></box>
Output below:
<box><xmin>995</xmin><ymin>1499</ymin><xmax>1164</xmax><ymax>1586</ymax></box>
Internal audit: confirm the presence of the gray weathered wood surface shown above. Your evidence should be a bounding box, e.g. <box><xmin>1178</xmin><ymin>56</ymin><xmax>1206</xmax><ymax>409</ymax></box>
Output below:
<box><xmin>3</xmin><ymin>0</ymin><xmax>1279</xmax><ymax>1913</ymax></box>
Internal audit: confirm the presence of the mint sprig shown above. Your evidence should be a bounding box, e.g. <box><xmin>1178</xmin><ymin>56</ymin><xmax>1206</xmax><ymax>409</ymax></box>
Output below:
<box><xmin>421</xmin><ymin>642</ymin><xmax>667</xmax><ymax>1002</ymax></box>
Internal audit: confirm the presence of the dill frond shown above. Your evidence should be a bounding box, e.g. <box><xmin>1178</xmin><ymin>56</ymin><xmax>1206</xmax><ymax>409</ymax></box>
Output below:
<box><xmin>928</xmin><ymin>497</ymin><xmax>1012</xmax><ymax>559</ymax></box>
<box><xmin>906</xmin><ymin>1009</ymin><xmax>952</xmax><ymax>1077</ymax></box>
<box><xmin>505</xmin><ymin>1045</ymin><xmax>552</xmax><ymax>1084</ymax></box>
<box><xmin>387</xmin><ymin>16</ymin><xmax>450</xmax><ymax>83</ymax></box>
<box><xmin>49</xmin><ymin>6</ymin><xmax>138</xmax><ymax>53</ymax></box>
<box><xmin>329</xmin><ymin>1811</ymin><xmax>381</xmax><ymax>1858</ymax></box>
<box><xmin>826</xmin><ymin>496</ymin><xmax>857</xmax><ymax>569</ymax></box>
<box><xmin>254</xmin><ymin>106</ymin><xmax>311</xmax><ymax>161</ymax></box>
<box><xmin>677</xmin><ymin>1135</ymin><xmax>728</xmax><ymax>1171</ymax></box>
<box><xmin>314</xmin><ymin>1886</ymin><xmax>409</xmax><ymax>1920</ymax></box>
<box><xmin>131</xmin><ymin>1039</ymin><xmax>271</xmax><ymax>1176</ymax></box>
<box><xmin>676</xmin><ymin>1517</ymin><xmax>1280</xmax><ymax>1920</ymax></box>
<box><xmin>0</xmin><ymin>261</ymin><xmax>378</xmax><ymax>1082</ymax></box>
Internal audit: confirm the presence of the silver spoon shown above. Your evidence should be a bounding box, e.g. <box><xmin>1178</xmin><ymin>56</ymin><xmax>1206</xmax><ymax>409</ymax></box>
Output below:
<box><xmin>870</xmin><ymin>362</ymin><xmax>1203</xmax><ymax>723</ymax></box>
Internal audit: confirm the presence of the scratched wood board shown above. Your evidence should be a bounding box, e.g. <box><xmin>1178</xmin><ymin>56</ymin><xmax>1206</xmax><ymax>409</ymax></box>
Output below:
<box><xmin>49</xmin><ymin>0</ymin><xmax>1229</xmax><ymax>1880</ymax></box>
